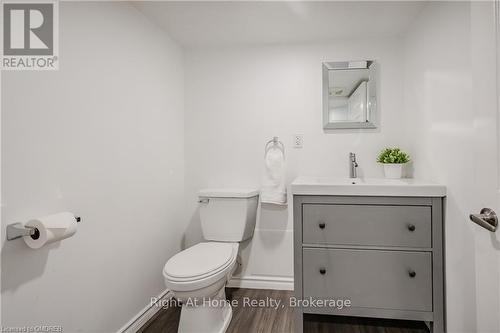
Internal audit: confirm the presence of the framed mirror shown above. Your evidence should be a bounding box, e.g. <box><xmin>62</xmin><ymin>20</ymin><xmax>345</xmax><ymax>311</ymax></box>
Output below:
<box><xmin>322</xmin><ymin>60</ymin><xmax>377</xmax><ymax>129</ymax></box>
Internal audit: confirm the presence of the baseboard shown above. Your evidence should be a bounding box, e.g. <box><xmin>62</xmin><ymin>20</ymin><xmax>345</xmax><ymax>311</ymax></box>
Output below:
<box><xmin>118</xmin><ymin>289</ymin><xmax>173</xmax><ymax>333</ymax></box>
<box><xmin>227</xmin><ymin>275</ymin><xmax>294</xmax><ymax>291</ymax></box>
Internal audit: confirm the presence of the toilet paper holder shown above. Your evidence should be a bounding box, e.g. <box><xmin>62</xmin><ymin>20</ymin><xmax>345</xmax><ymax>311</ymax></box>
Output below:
<box><xmin>6</xmin><ymin>216</ymin><xmax>81</xmax><ymax>241</ymax></box>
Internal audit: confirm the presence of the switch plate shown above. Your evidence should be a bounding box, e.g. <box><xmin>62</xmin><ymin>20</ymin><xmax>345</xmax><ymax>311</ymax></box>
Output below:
<box><xmin>293</xmin><ymin>135</ymin><xmax>303</xmax><ymax>148</ymax></box>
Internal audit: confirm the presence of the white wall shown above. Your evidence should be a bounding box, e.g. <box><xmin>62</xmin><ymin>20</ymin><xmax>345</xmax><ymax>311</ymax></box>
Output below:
<box><xmin>1</xmin><ymin>3</ymin><xmax>184</xmax><ymax>332</ymax></box>
<box><xmin>184</xmin><ymin>39</ymin><xmax>408</xmax><ymax>288</ymax></box>
<box><xmin>403</xmin><ymin>2</ymin><xmax>493</xmax><ymax>331</ymax></box>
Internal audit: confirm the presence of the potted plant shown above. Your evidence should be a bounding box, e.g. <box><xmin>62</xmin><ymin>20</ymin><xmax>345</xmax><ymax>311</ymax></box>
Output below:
<box><xmin>377</xmin><ymin>147</ymin><xmax>410</xmax><ymax>179</ymax></box>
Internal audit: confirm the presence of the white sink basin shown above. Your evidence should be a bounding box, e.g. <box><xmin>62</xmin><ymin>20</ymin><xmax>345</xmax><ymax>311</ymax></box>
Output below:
<box><xmin>291</xmin><ymin>176</ymin><xmax>446</xmax><ymax>197</ymax></box>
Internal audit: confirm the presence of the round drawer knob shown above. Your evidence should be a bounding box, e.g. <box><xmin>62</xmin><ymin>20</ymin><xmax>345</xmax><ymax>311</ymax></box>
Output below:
<box><xmin>319</xmin><ymin>222</ymin><xmax>326</xmax><ymax>229</ymax></box>
<box><xmin>408</xmin><ymin>224</ymin><xmax>416</xmax><ymax>232</ymax></box>
<box><xmin>319</xmin><ymin>268</ymin><xmax>327</xmax><ymax>275</ymax></box>
<box><xmin>409</xmin><ymin>270</ymin><xmax>416</xmax><ymax>278</ymax></box>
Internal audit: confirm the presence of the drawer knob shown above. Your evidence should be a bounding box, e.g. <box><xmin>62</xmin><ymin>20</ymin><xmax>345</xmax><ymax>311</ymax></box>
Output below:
<box><xmin>408</xmin><ymin>224</ymin><xmax>416</xmax><ymax>232</ymax></box>
<box><xmin>318</xmin><ymin>222</ymin><xmax>326</xmax><ymax>229</ymax></box>
<box><xmin>408</xmin><ymin>270</ymin><xmax>416</xmax><ymax>278</ymax></box>
<box><xmin>319</xmin><ymin>268</ymin><xmax>327</xmax><ymax>275</ymax></box>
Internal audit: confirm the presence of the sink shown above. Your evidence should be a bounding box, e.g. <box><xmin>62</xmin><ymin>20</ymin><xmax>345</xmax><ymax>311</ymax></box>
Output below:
<box><xmin>291</xmin><ymin>176</ymin><xmax>446</xmax><ymax>197</ymax></box>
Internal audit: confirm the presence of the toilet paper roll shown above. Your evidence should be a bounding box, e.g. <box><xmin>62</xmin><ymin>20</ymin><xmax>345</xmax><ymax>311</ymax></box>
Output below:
<box><xmin>23</xmin><ymin>212</ymin><xmax>78</xmax><ymax>249</ymax></box>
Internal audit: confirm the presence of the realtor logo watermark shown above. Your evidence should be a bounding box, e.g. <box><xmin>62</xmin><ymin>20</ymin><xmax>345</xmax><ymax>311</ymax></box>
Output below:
<box><xmin>1</xmin><ymin>1</ymin><xmax>59</xmax><ymax>70</ymax></box>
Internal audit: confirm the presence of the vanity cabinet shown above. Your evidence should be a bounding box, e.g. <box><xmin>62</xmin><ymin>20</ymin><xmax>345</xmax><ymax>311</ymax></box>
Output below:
<box><xmin>293</xmin><ymin>195</ymin><xmax>445</xmax><ymax>333</ymax></box>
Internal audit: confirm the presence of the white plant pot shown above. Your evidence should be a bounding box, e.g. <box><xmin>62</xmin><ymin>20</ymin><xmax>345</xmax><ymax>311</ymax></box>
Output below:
<box><xmin>383</xmin><ymin>163</ymin><xmax>404</xmax><ymax>179</ymax></box>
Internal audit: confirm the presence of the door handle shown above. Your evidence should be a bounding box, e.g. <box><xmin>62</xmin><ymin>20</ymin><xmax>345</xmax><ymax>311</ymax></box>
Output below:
<box><xmin>469</xmin><ymin>208</ymin><xmax>498</xmax><ymax>232</ymax></box>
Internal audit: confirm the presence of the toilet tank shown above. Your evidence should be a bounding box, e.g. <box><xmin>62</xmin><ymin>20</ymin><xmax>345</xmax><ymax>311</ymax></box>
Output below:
<box><xmin>198</xmin><ymin>188</ymin><xmax>259</xmax><ymax>242</ymax></box>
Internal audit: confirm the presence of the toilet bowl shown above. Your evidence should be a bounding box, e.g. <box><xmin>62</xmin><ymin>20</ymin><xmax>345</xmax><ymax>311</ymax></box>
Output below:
<box><xmin>162</xmin><ymin>188</ymin><xmax>259</xmax><ymax>333</ymax></box>
<box><xmin>163</xmin><ymin>242</ymin><xmax>239</xmax><ymax>333</ymax></box>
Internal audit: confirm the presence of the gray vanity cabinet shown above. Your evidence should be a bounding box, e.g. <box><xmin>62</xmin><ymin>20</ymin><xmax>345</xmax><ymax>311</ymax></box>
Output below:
<box><xmin>293</xmin><ymin>195</ymin><xmax>445</xmax><ymax>333</ymax></box>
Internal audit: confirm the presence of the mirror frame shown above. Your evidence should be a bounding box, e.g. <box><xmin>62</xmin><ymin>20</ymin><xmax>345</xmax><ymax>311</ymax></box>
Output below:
<box><xmin>322</xmin><ymin>60</ymin><xmax>378</xmax><ymax>130</ymax></box>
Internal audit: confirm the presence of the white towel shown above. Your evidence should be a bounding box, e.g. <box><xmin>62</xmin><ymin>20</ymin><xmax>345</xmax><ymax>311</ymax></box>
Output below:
<box><xmin>261</xmin><ymin>146</ymin><xmax>287</xmax><ymax>205</ymax></box>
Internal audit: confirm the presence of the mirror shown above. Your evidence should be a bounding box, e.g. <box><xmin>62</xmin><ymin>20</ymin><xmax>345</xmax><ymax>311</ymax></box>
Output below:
<box><xmin>322</xmin><ymin>61</ymin><xmax>377</xmax><ymax>129</ymax></box>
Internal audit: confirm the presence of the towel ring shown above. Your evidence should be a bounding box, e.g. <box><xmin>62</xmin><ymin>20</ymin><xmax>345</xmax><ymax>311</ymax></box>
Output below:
<box><xmin>264</xmin><ymin>136</ymin><xmax>285</xmax><ymax>158</ymax></box>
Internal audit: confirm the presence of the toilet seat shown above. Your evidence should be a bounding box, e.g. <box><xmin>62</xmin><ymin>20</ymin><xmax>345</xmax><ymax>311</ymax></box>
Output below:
<box><xmin>163</xmin><ymin>242</ymin><xmax>238</xmax><ymax>292</ymax></box>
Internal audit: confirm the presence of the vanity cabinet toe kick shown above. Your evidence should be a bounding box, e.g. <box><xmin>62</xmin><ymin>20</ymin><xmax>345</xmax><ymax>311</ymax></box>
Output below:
<box><xmin>293</xmin><ymin>196</ymin><xmax>445</xmax><ymax>333</ymax></box>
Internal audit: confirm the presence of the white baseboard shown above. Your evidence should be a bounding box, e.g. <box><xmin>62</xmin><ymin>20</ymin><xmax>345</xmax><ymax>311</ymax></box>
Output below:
<box><xmin>227</xmin><ymin>275</ymin><xmax>294</xmax><ymax>291</ymax></box>
<box><xmin>118</xmin><ymin>289</ymin><xmax>173</xmax><ymax>333</ymax></box>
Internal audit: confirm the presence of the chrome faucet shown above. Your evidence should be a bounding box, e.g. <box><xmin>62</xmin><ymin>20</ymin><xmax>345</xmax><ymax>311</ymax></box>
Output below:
<box><xmin>349</xmin><ymin>152</ymin><xmax>358</xmax><ymax>178</ymax></box>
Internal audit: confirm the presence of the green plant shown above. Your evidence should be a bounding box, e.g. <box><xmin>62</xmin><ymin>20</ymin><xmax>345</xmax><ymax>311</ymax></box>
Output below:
<box><xmin>377</xmin><ymin>147</ymin><xmax>410</xmax><ymax>164</ymax></box>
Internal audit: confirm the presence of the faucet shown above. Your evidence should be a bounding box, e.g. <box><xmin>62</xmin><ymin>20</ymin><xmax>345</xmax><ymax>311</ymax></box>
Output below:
<box><xmin>349</xmin><ymin>152</ymin><xmax>358</xmax><ymax>178</ymax></box>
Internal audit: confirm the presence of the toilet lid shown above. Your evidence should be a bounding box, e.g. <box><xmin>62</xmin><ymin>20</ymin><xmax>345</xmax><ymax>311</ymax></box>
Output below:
<box><xmin>164</xmin><ymin>242</ymin><xmax>236</xmax><ymax>279</ymax></box>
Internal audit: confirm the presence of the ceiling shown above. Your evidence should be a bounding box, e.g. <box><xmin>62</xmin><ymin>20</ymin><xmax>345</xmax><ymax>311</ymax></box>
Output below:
<box><xmin>329</xmin><ymin>69</ymin><xmax>369</xmax><ymax>97</ymax></box>
<box><xmin>134</xmin><ymin>1</ymin><xmax>426</xmax><ymax>48</ymax></box>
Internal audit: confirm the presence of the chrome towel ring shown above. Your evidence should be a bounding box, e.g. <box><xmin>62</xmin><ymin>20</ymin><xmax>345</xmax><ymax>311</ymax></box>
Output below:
<box><xmin>264</xmin><ymin>136</ymin><xmax>285</xmax><ymax>158</ymax></box>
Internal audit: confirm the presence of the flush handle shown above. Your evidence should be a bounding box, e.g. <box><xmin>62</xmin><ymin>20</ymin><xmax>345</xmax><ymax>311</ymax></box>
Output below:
<box><xmin>469</xmin><ymin>208</ymin><xmax>498</xmax><ymax>232</ymax></box>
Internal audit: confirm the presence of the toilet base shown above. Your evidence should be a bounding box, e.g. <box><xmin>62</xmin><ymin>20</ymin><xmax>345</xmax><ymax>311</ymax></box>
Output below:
<box><xmin>177</xmin><ymin>288</ymin><xmax>232</xmax><ymax>333</ymax></box>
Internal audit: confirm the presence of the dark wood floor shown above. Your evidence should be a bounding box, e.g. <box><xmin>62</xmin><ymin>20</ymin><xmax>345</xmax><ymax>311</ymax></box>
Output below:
<box><xmin>138</xmin><ymin>288</ymin><xmax>429</xmax><ymax>333</ymax></box>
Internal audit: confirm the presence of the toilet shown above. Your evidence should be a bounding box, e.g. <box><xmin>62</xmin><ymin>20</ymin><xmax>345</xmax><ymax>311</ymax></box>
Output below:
<box><xmin>163</xmin><ymin>188</ymin><xmax>259</xmax><ymax>333</ymax></box>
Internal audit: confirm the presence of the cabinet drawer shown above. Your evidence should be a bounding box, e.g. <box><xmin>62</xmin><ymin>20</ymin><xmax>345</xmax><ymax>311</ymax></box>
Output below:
<box><xmin>303</xmin><ymin>204</ymin><xmax>431</xmax><ymax>248</ymax></box>
<box><xmin>303</xmin><ymin>248</ymin><xmax>432</xmax><ymax>312</ymax></box>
